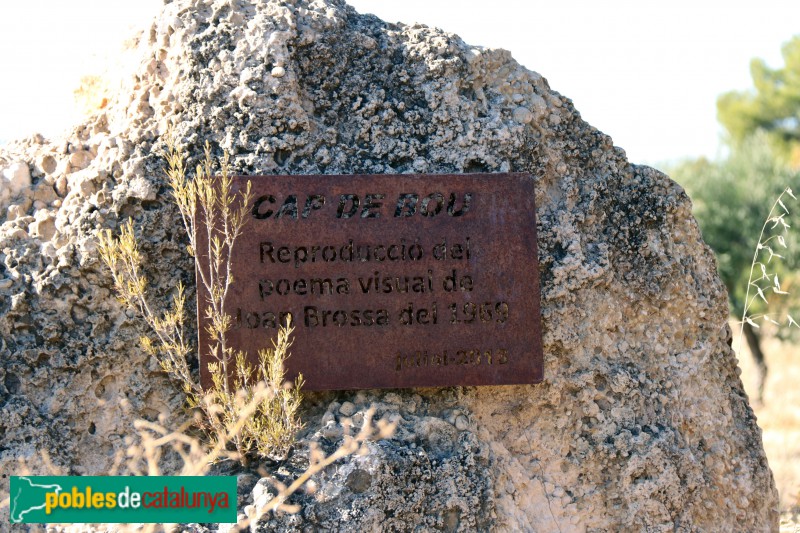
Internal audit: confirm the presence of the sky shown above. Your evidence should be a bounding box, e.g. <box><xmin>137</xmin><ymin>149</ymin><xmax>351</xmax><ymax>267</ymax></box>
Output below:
<box><xmin>1</xmin><ymin>0</ymin><xmax>798</xmax><ymax>167</ymax></box>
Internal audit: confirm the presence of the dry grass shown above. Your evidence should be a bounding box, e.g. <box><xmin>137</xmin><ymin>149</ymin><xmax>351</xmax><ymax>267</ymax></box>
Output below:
<box><xmin>97</xmin><ymin>138</ymin><xmax>304</xmax><ymax>462</ymax></box>
<box><xmin>735</xmin><ymin>328</ymin><xmax>800</xmax><ymax>529</ymax></box>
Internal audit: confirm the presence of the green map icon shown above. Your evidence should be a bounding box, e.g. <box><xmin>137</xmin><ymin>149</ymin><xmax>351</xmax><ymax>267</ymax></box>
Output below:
<box><xmin>10</xmin><ymin>476</ymin><xmax>64</xmax><ymax>523</ymax></box>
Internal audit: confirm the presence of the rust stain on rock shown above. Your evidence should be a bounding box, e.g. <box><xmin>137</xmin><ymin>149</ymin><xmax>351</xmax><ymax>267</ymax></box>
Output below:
<box><xmin>197</xmin><ymin>173</ymin><xmax>543</xmax><ymax>390</ymax></box>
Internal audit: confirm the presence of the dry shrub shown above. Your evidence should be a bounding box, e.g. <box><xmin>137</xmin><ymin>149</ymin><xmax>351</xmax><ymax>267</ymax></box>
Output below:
<box><xmin>97</xmin><ymin>138</ymin><xmax>302</xmax><ymax>462</ymax></box>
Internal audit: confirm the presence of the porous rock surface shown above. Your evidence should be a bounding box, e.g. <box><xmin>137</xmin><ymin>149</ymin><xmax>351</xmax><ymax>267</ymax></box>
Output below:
<box><xmin>0</xmin><ymin>0</ymin><xmax>778</xmax><ymax>530</ymax></box>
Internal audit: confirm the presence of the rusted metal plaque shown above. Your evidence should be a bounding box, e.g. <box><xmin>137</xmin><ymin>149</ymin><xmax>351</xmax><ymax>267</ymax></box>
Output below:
<box><xmin>197</xmin><ymin>173</ymin><xmax>543</xmax><ymax>391</ymax></box>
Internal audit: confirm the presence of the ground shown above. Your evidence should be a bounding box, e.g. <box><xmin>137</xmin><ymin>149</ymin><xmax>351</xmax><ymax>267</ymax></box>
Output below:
<box><xmin>735</xmin><ymin>327</ymin><xmax>800</xmax><ymax>531</ymax></box>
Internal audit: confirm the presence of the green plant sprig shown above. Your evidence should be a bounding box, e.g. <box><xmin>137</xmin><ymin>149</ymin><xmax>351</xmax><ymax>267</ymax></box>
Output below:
<box><xmin>738</xmin><ymin>187</ymin><xmax>800</xmax><ymax>350</ymax></box>
<box><xmin>98</xmin><ymin>135</ymin><xmax>303</xmax><ymax>463</ymax></box>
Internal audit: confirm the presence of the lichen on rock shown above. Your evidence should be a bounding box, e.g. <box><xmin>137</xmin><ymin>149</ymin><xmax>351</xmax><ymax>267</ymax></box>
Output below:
<box><xmin>0</xmin><ymin>0</ymin><xmax>778</xmax><ymax>530</ymax></box>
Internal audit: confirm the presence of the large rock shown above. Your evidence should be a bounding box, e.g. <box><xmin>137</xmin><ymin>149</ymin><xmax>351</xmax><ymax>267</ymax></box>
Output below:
<box><xmin>0</xmin><ymin>0</ymin><xmax>778</xmax><ymax>530</ymax></box>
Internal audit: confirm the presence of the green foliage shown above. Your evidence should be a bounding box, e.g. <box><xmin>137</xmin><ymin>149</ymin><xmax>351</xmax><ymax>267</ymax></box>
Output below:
<box><xmin>671</xmin><ymin>133</ymin><xmax>800</xmax><ymax>325</ymax></box>
<box><xmin>718</xmin><ymin>35</ymin><xmax>800</xmax><ymax>166</ymax></box>
<box><xmin>98</xmin><ymin>138</ymin><xmax>303</xmax><ymax>463</ymax></box>
<box><xmin>205</xmin><ymin>327</ymin><xmax>303</xmax><ymax>458</ymax></box>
